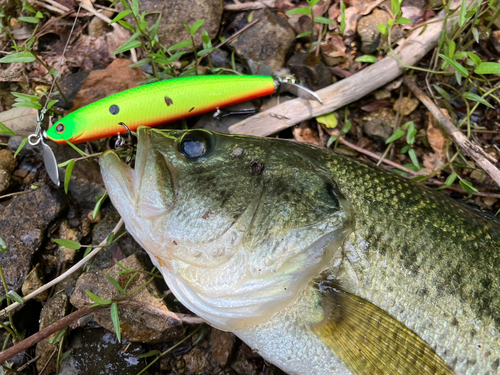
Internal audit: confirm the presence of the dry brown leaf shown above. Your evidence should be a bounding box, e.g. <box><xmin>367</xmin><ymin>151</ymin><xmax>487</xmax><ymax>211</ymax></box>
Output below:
<box><xmin>70</xmin><ymin>59</ymin><xmax>147</xmax><ymax>112</ymax></box>
<box><xmin>361</xmin><ymin>100</ymin><xmax>391</xmax><ymax>112</ymax></box>
<box><xmin>426</xmin><ymin>112</ymin><xmax>448</xmax><ymax>162</ymax></box>
<box><xmin>0</xmin><ymin>107</ymin><xmax>38</xmax><ymax>137</ymax></box>
<box><xmin>293</xmin><ymin>122</ymin><xmax>321</xmax><ymax>145</ymax></box>
<box><xmin>423</xmin><ymin>152</ymin><xmax>445</xmax><ymax>174</ymax></box>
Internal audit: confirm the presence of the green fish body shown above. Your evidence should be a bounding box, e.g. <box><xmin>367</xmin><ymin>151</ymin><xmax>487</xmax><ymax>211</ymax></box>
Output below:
<box><xmin>100</xmin><ymin>128</ymin><xmax>500</xmax><ymax>375</ymax></box>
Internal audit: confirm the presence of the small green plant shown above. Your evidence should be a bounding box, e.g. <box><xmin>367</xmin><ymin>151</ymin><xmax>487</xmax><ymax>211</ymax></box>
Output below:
<box><xmin>286</xmin><ymin>0</ymin><xmax>337</xmax><ymax>52</ymax></box>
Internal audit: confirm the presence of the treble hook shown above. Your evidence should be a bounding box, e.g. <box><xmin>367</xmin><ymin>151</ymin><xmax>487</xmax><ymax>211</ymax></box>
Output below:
<box><xmin>115</xmin><ymin>122</ymin><xmax>134</xmax><ymax>164</ymax></box>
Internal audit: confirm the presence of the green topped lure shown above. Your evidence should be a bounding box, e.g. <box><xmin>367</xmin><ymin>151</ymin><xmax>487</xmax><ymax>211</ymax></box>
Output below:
<box><xmin>44</xmin><ymin>75</ymin><xmax>321</xmax><ymax>144</ymax></box>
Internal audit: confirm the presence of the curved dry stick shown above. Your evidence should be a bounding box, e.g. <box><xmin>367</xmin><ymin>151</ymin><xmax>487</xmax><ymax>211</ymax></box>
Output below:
<box><xmin>0</xmin><ymin>305</ymin><xmax>106</xmax><ymax>365</ymax></box>
<box><xmin>228</xmin><ymin>0</ymin><xmax>473</xmax><ymax>136</ymax></box>
<box><xmin>0</xmin><ymin>219</ymin><xmax>124</xmax><ymax>318</ymax></box>
<box><xmin>403</xmin><ymin>78</ymin><xmax>500</xmax><ymax>187</ymax></box>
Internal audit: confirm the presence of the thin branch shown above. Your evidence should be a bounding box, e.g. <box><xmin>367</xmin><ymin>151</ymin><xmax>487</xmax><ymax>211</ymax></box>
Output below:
<box><xmin>403</xmin><ymin>77</ymin><xmax>500</xmax><ymax>188</ymax></box>
<box><xmin>224</xmin><ymin>0</ymin><xmax>275</xmax><ymax>11</ymax></box>
<box><xmin>0</xmin><ymin>219</ymin><xmax>124</xmax><ymax>318</ymax></box>
<box><xmin>0</xmin><ymin>305</ymin><xmax>106</xmax><ymax>365</ymax></box>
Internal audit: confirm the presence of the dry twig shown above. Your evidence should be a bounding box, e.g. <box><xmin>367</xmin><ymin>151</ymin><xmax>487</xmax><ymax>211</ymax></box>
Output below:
<box><xmin>224</xmin><ymin>0</ymin><xmax>276</xmax><ymax>11</ymax></box>
<box><xmin>228</xmin><ymin>0</ymin><xmax>472</xmax><ymax>136</ymax></box>
<box><xmin>403</xmin><ymin>77</ymin><xmax>500</xmax><ymax>188</ymax></box>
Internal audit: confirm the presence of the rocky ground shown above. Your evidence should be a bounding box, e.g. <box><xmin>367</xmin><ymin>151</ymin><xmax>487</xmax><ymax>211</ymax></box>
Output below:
<box><xmin>0</xmin><ymin>0</ymin><xmax>499</xmax><ymax>374</ymax></box>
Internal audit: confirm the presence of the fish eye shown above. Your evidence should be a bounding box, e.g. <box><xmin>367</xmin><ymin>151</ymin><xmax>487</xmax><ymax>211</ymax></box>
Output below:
<box><xmin>179</xmin><ymin>131</ymin><xmax>211</xmax><ymax>159</ymax></box>
<box><xmin>56</xmin><ymin>124</ymin><xmax>65</xmax><ymax>133</ymax></box>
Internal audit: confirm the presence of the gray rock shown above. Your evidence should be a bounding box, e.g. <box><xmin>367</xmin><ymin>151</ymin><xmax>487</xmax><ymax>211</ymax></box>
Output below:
<box><xmin>210</xmin><ymin>329</ymin><xmax>237</xmax><ymax>368</ymax></box>
<box><xmin>0</xmin><ymin>185</ymin><xmax>67</xmax><ymax>295</ymax></box>
<box><xmin>90</xmin><ymin>211</ymin><xmax>146</xmax><ymax>270</ymax></box>
<box><xmin>36</xmin><ymin>292</ymin><xmax>71</xmax><ymax>374</ymax></box>
<box><xmin>228</xmin><ymin>8</ymin><xmax>296</xmax><ymax>72</ymax></box>
<box><xmin>363</xmin><ymin>107</ymin><xmax>396</xmax><ymax>142</ymax></box>
<box><xmin>70</xmin><ymin>253</ymin><xmax>186</xmax><ymax>344</ymax></box>
<box><xmin>52</xmin><ymin>71</ymin><xmax>91</xmax><ymax>110</ymax></box>
<box><xmin>60</xmin><ymin>327</ymin><xmax>147</xmax><ymax>375</ymax></box>
<box><xmin>118</xmin><ymin>0</ymin><xmax>223</xmax><ymax>49</ymax></box>
<box><xmin>287</xmin><ymin>52</ymin><xmax>333</xmax><ymax>91</ymax></box>
<box><xmin>357</xmin><ymin>8</ymin><xmax>390</xmax><ymax>54</ymax></box>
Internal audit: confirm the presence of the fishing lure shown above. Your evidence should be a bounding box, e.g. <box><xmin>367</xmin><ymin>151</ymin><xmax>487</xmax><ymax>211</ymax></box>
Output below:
<box><xmin>44</xmin><ymin>75</ymin><xmax>322</xmax><ymax>144</ymax></box>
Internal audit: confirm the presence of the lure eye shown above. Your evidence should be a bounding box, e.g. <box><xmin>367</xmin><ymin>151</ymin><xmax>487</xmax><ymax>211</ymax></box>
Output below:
<box><xmin>56</xmin><ymin>124</ymin><xmax>65</xmax><ymax>133</ymax></box>
<box><xmin>179</xmin><ymin>131</ymin><xmax>212</xmax><ymax>159</ymax></box>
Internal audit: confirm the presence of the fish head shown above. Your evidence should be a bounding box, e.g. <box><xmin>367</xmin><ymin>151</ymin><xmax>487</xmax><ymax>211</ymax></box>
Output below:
<box><xmin>100</xmin><ymin>128</ymin><xmax>353</xmax><ymax>329</ymax></box>
<box><xmin>45</xmin><ymin>112</ymin><xmax>86</xmax><ymax>144</ymax></box>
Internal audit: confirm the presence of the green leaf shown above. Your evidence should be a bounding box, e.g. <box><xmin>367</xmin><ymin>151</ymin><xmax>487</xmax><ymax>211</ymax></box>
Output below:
<box><xmin>406</xmin><ymin>121</ymin><xmax>415</xmax><ymax>143</ymax></box>
<box><xmin>459</xmin><ymin>179</ymin><xmax>478</xmax><ymax>198</ymax></box>
<box><xmin>307</xmin><ymin>0</ymin><xmax>320</xmax><ymax>5</ymax></box>
<box><xmin>400</xmin><ymin>144</ymin><xmax>410</xmax><ymax>154</ymax></box>
<box><xmin>114</xmin><ymin>259</ymin><xmax>132</xmax><ymax>273</ymax></box>
<box><xmin>0</xmin><ymin>122</ymin><xmax>16</xmax><ymax>136</ymax></box>
<box><xmin>355</xmin><ymin>55</ymin><xmax>377</xmax><ymax>63</ymax></box>
<box><xmin>18</xmin><ymin>16</ymin><xmax>39</xmax><ymax>23</ymax></box>
<box><xmin>110</xmin><ymin>10</ymin><xmax>132</xmax><ymax>24</ymax></box>
<box><xmin>106</xmin><ymin>232</ymin><xmax>115</xmax><ymax>245</ymax></box>
<box><xmin>117</xmin><ymin>20</ymin><xmax>135</xmax><ymax>32</ymax></box>
<box><xmin>52</xmin><ymin>238</ymin><xmax>81</xmax><ymax>250</ymax></box>
<box><xmin>342</xmin><ymin>120</ymin><xmax>352</xmax><ymax>134</ymax></box>
<box><xmin>7</xmin><ymin>291</ymin><xmax>24</xmax><ymax>304</ymax></box>
<box><xmin>463</xmin><ymin>92</ymin><xmax>493</xmax><ymax>109</ymax></box>
<box><xmin>385</xmin><ymin>128</ymin><xmax>405</xmax><ymax>144</ymax></box>
<box><xmin>437</xmin><ymin>172</ymin><xmax>457</xmax><ymax>190</ymax></box>
<box><xmin>12</xmin><ymin>101</ymin><xmax>42</xmax><ymax>109</ymax></box>
<box><xmin>128</xmin><ymin>58</ymin><xmax>151</xmax><ymax>68</ymax></box>
<box><xmin>438</xmin><ymin>54</ymin><xmax>468</xmax><ymax>78</ymax></box>
<box><xmin>138</xmin><ymin>350</ymin><xmax>160</xmax><ymax>359</ymax></box>
<box><xmin>197</xmin><ymin>47</ymin><xmax>217</xmax><ymax>56</ymax></box>
<box><xmin>12</xmin><ymin>92</ymin><xmax>40</xmax><ymax>101</ymax></box>
<box><xmin>168</xmin><ymin>40</ymin><xmax>192</xmax><ymax>52</ymax></box>
<box><xmin>189</xmin><ymin>19</ymin><xmax>205</xmax><ymax>36</ymax></box>
<box><xmin>111</xmin><ymin>302</ymin><xmax>121</xmax><ymax>342</ymax></box>
<box><xmin>454</xmin><ymin>51</ymin><xmax>467</xmax><ymax>60</ymax></box>
<box><xmin>114</xmin><ymin>38</ymin><xmax>142</xmax><ymax>55</ymax></box>
<box><xmin>391</xmin><ymin>0</ymin><xmax>402</xmax><ymax>16</ymax></box>
<box><xmin>48</xmin><ymin>327</ymin><xmax>67</xmax><ymax>344</ymax></box>
<box><xmin>296</xmin><ymin>31</ymin><xmax>312</xmax><ymax>39</ymax></box>
<box><xmin>377</xmin><ymin>23</ymin><xmax>388</xmax><ymax>35</ymax></box>
<box><xmin>314</xmin><ymin>16</ymin><xmax>335</xmax><ymax>25</ymax></box>
<box><xmin>316</xmin><ymin>112</ymin><xmax>337</xmax><ymax>129</ymax></box>
<box><xmin>93</xmin><ymin>194</ymin><xmax>108</xmax><ymax>220</ymax></box>
<box><xmin>0</xmin><ymin>51</ymin><xmax>36</xmax><ymax>63</ymax></box>
<box><xmin>85</xmin><ymin>290</ymin><xmax>112</xmax><ymax>305</ymax></box>
<box><xmin>286</xmin><ymin>7</ymin><xmax>311</xmax><ymax>15</ymax></box>
<box><xmin>408</xmin><ymin>148</ymin><xmax>419</xmax><ymax>168</ymax></box>
<box><xmin>466</xmin><ymin>52</ymin><xmax>481</xmax><ymax>66</ymax></box>
<box><xmin>35</xmin><ymin>11</ymin><xmax>43</xmax><ymax>18</ymax></box>
<box><xmin>64</xmin><ymin>159</ymin><xmax>75</xmax><ymax>194</ymax></box>
<box><xmin>46</xmin><ymin>99</ymin><xmax>58</xmax><ymax>110</ymax></box>
<box><xmin>105</xmin><ymin>273</ymin><xmax>127</xmax><ymax>295</ymax></box>
<box><xmin>458</xmin><ymin>0</ymin><xmax>466</xmax><ymax>26</ymax></box>
<box><xmin>433</xmin><ymin>85</ymin><xmax>451</xmax><ymax>101</ymax></box>
<box><xmin>14</xmin><ymin>138</ymin><xmax>28</xmax><ymax>158</ymax></box>
<box><xmin>149</xmin><ymin>13</ymin><xmax>162</xmax><ymax>41</ymax></box>
<box><xmin>132</xmin><ymin>0</ymin><xmax>139</xmax><ymax>16</ymax></box>
<box><xmin>471</xmin><ymin>27</ymin><xmax>479</xmax><ymax>43</ymax></box>
<box><xmin>0</xmin><ymin>235</ymin><xmax>7</xmax><ymax>253</ymax></box>
<box><xmin>395</xmin><ymin>17</ymin><xmax>412</xmax><ymax>25</ymax></box>
<box><xmin>474</xmin><ymin>62</ymin><xmax>500</xmax><ymax>75</ymax></box>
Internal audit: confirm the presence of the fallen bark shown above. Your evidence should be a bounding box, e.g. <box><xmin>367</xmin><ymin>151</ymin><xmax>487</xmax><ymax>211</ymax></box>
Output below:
<box><xmin>228</xmin><ymin>0</ymin><xmax>473</xmax><ymax>136</ymax></box>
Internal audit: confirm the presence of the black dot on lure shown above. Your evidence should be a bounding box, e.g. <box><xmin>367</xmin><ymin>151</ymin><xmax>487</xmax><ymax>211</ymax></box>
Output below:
<box><xmin>164</xmin><ymin>96</ymin><xmax>173</xmax><ymax>106</ymax></box>
<box><xmin>109</xmin><ymin>104</ymin><xmax>120</xmax><ymax>115</ymax></box>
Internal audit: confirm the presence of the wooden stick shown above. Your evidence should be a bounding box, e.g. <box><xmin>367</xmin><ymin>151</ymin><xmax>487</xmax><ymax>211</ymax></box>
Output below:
<box><xmin>0</xmin><ymin>305</ymin><xmax>105</xmax><ymax>364</ymax></box>
<box><xmin>228</xmin><ymin>0</ymin><xmax>471</xmax><ymax>136</ymax></box>
<box><xmin>224</xmin><ymin>0</ymin><xmax>275</xmax><ymax>11</ymax></box>
<box><xmin>404</xmin><ymin>77</ymin><xmax>500</xmax><ymax>187</ymax></box>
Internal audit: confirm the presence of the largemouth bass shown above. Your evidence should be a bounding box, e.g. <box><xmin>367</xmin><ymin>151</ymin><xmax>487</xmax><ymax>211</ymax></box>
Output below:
<box><xmin>99</xmin><ymin>128</ymin><xmax>500</xmax><ymax>375</ymax></box>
